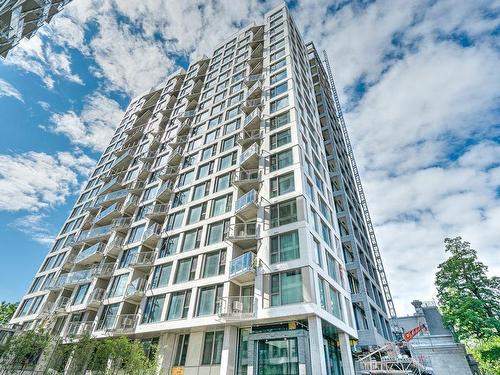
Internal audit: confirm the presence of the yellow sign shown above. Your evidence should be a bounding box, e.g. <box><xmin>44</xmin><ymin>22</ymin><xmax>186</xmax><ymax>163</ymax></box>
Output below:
<box><xmin>288</xmin><ymin>321</ymin><xmax>297</xmax><ymax>330</ymax></box>
<box><xmin>171</xmin><ymin>367</ymin><xmax>184</xmax><ymax>375</ymax></box>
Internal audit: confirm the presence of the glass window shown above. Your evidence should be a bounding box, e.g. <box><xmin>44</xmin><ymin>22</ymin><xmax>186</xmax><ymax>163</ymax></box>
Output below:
<box><xmin>270</xmin><ymin>111</ymin><xmax>290</xmax><ymax>131</ymax></box>
<box><xmin>167</xmin><ymin>210</ymin><xmax>184</xmax><ymax>231</ymax></box>
<box><xmin>203</xmin><ymin>249</ymin><xmax>226</xmax><ymax>278</ymax></box>
<box><xmin>182</xmin><ymin>228</ymin><xmax>202</xmax><ymax>252</ymax></box>
<box><xmin>142</xmin><ymin>294</ymin><xmax>165</xmax><ymax>323</ymax></box>
<box><xmin>206</xmin><ymin>220</ymin><xmax>228</xmax><ymax>245</ymax></box>
<box><xmin>270</xmin><ymin>230</ymin><xmax>299</xmax><ymax>263</ymax></box>
<box><xmin>175</xmin><ymin>257</ymin><xmax>197</xmax><ymax>283</ymax></box>
<box><xmin>329</xmin><ymin>286</ymin><xmax>343</xmax><ymax>320</ymax></box>
<box><xmin>270</xmin><ymin>149</ymin><xmax>293</xmax><ymax>171</ymax></box>
<box><xmin>167</xmin><ymin>290</ymin><xmax>191</xmax><ymax>320</ymax></box>
<box><xmin>211</xmin><ymin>194</ymin><xmax>232</xmax><ymax>216</ymax></box>
<box><xmin>173</xmin><ymin>334</ymin><xmax>190</xmax><ymax>366</ymax></box>
<box><xmin>270</xmin><ymin>129</ymin><xmax>291</xmax><ymax>149</ymax></box>
<box><xmin>226</xmin><ymin>106</ymin><xmax>240</xmax><ymax>120</ymax></box>
<box><xmin>224</xmin><ymin>119</ymin><xmax>240</xmax><ymax>134</ymax></box>
<box><xmin>172</xmin><ymin>190</ymin><xmax>189</xmax><ymax>208</ymax></box>
<box><xmin>127</xmin><ymin>224</ymin><xmax>145</xmax><ymax>244</ymax></box>
<box><xmin>205</xmin><ymin>129</ymin><xmax>219</xmax><ymax>144</ymax></box>
<box><xmin>270</xmin><ymin>82</ymin><xmax>288</xmax><ymax>98</ymax></box>
<box><xmin>221</xmin><ymin>136</ymin><xmax>236</xmax><ymax>152</ymax></box>
<box><xmin>97</xmin><ymin>303</ymin><xmax>119</xmax><ymax>330</ymax></box>
<box><xmin>119</xmin><ymin>246</ymin><xmax>139</xmax><ymax>268</ymax></box>
<box><xmin>197</xmin><ymin>284</ymin><xmax>223</xmax><ymax>316</ymax></box>
<box><xmin>270</xmin><ymin>95</ymin><xmax>289</xmax><ymax>113</ymax></box>
<box><xmin>202</xmin><ymin>145</ymin><xmax>216</xmax><ymax>159</ymax></box>
<box><xmin>151</xmin><ymin>263</ymin><xmax>172</xmax><ymax>288</ymax></box>
<box><xmin>192</xmin><ymin>181</ymin><xmax>211</xmax><ymax>201</ymax></box>
<box><xmin>72</xmin><ymin>283</ymin><xmax>90</xmax><ymax>305</ymax></box>
<box><xmin>270</xmin><ymin>58</ymin><xmax>286</xmax><ymax>72</ymax></box>
<box><xmin>187</xmin><ymin>203</ymin><xmax>207</xmax><ymax>224</ymax></box>
<box><xmin>215</xmin><ymin>172</ymin><xmax>232</xmax><ymax>192</ymax></box>
<box><xmin>270</xmin><ymin>199</ymin><xmax>297</xmax><ymax>228</ymax></box>
<box><xmin>202</xmin><ymin>331</ymin><xmax>224</xmax><ymax>365</ymax></box>
<box><xmin>270</xmin><ymin>172</ymin><xmax>295</xmax><ymax>197</ymax></box>
<box><xmin>108</xmin><ymin>274</ymin><xmax>128</xmax><ymax>298</ymax></box>
<box><xmin>318</xmin><ymin>277</ymin><xmax>327</xmax><ymax>310</ymax></box>
<box><xmin>270</xmin><ymin>70</ymin><xmax>287</xmax><ymax>85</ymax></box>
<box><xmin>218</xmin><ymin>151</ymin><xmax>237</xmax><ymax>170</ymax></box>
<box><xmin>197</xmin><ymin>161</ymin><xmax>214</xmax><ymax>179</ymax></box>
<box><xmin>159</xmin><ymin>236</ymin><xmax>179</xmax><ymax>257</ymax></box>
<box><xmin>270</xmin><ymin>270</ymin><xmax>303</xmax><ymax>306</ymax></box>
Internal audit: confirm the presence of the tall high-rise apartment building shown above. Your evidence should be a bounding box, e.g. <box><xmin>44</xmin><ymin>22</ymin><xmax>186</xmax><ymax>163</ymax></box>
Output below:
<box><xmin>0</xmin><ymin>0</ymin><xmax>72</xmax><ymax>58</ymax></box>
<box><xmin>10</xmin><ymin>4</ymin><xmax>392</xmax><ymax>374</ymax></box>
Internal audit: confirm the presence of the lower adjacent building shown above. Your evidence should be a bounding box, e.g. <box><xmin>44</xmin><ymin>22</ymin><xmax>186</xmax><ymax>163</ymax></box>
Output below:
<box><xmin>393</xmin><ymin>300</ymin><xmax>479</xmax><ymax>375</ymax></box>
<box><xmin>7</xmin><ymin>4</ymin><xmax>395</xmax><ymax>374</ymax></box>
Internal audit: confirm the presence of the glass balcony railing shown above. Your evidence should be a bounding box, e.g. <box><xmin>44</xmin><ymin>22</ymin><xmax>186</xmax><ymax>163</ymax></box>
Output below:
<box><xmin>129</xmin><ymin>252</ymin><xmax>156</xmax><ymax>268</ymax></box>
<box><xmin>77</xmin><ymin>224</ymin><xmax>113</xmax><ymax>243</ymax></box>
<box><xmin>227</xmin><ymin>222</ymin><xmax>258</xmax><ymax>242</ymax></box>
<box><xmin>110</xmin><ymin>150</ymin><xmax>133</xmax><ymax>170</ymax></box>
<box><xmin>125</xmin><ymin>278</ymin><xmax>147</xmax><ymax>299</ymax></box>
<box><xmin>99</xmin><ymin>175</ymin><xmax>122</xmax><ymax>194</ymax></box>
<box><xmin>86</xmin><ymin>288</ymin><xmax>106</xmax><ymax>306</ymax></box>
<box><xmin>239</xmin><ymin>143</ymin><xmax>259</xmax><ymax>166</ymax></box>
<box><xmin>235</xmin><ymin>189</ymin><xmax>258</xmax><ymax>212</ymax></box>
<box><xmin>112</xmin><ymin>314</ymin><xmax>139</xmax><ymax>333</ymax></box>
<box><xmin>244</xmin><ymin>108</ymin><xmax>261</xmax><ymax>128</ymax></box>
<box><xmin>65</xmin><ymin>268</ymin><xmax>95</xmax><ymax>285</ymax></box>
<box><xmin>232</xmin><ymin>169</ymin><xmax>260</xmax><ymax>186</ymax></box>
<box><xmin>229</xmin><ymin>252</ymin><xmax>255</xmax><ymax>280</ymax></box>
<box><xmin>74</xmin><ymin>242</ymin><xmax>106</xmax><ymax>264</ymax></box>
<box><xmin>94</xmin><ymin>188</ymin><xmax>128</xmax><ymax>206</ymax></box>
<box><xmin>65</xmin><ymin>321</ymin><xmax>94</xmax><ymax>337</ymax></box>
<box><xmin>94</xmin><ymin>202</ymin><xmax>122</xmax><ymax>223</ymax></box>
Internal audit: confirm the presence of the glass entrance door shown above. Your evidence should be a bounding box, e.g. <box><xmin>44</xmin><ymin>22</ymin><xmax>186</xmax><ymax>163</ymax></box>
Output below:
<box><xmin>257</xmin><ymin>337</ymin><xmax>299</xmax><ymax>375</ymax></box>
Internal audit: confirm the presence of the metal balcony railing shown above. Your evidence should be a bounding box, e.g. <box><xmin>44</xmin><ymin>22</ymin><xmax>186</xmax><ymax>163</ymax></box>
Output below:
<box><xmin>129</xmin><ymin>252</ymin><xmax>156</xmax><ymax>268</ymax></box>
<box><xmin>216</xmin><ymin>296</ymin><xmax>255</xmax><ymax>320</ymax></box>
<box><xmin>54</xmin><ymin>296</ymin><xmax>70</xmax><ymax>312</ymax></box>
<box><xmin>112</xmin><ymin>314</ymin><xmax>139</xmax><ymax>333</ymax></box>
<box><xmin>65</xmin><ymin>321</ymin><xmax>94</xmax><ymax>337</ymax></box>
<box><xmin>111</xmin><ymin>217</ymin><xmax>132</xmax><ymax>231</ymax></box>
<box><xmin>86</xmin><ymin>288</ymin><xmax>106</xmax><ymax>306</ymax></box>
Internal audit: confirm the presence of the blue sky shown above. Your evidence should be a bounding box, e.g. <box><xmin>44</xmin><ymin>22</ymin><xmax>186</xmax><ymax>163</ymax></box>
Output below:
<box><xmin>0</xmin><ymin>0</ymin><xmax>498</xmax><ymax>315</ymax></box>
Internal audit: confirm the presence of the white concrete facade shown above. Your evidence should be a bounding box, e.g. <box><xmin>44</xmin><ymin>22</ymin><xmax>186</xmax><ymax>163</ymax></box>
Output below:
<box><xmin>10</xmin><ymin>4</ymin><xmax>367</xmax><ymax>375</ymax></box>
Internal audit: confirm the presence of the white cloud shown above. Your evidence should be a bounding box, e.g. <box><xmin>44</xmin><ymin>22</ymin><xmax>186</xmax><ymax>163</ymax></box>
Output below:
<box><xmin>47</xmin><ymin>92</ymin><xmax>123</xmax><ymax>151</ymax></box>
<box><xmin>10</xmin><ymin>214</ymin><xmax>55</xmax><ymax>245</ymax></box>
<box><xmin>0</xmin><ymin>150</ymin><xmax>95</xmax><ymax>212</ymax></box>
<box><xmin>0</xmin><ymin>78</ymin><xmax>23</xmax><ymax>102</ymax></box>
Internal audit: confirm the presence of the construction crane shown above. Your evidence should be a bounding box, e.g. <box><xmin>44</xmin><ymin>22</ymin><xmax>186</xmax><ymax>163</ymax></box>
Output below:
<box><xmin>322</xmin><ymin>50</ymin><xmax>397</xmax><ymax>320</ymax></box>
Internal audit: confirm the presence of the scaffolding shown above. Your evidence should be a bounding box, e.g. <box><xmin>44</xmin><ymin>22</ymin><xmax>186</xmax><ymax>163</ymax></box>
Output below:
<box><xmin>321</xmin><ymin>50</ymin><xmax>396</xmax><ymax>320</ymax></box>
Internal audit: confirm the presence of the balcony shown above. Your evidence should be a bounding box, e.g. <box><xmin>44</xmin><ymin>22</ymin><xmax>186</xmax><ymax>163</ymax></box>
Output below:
<box><xmin>92</xmin><ymin>263</ymin><xmax>115</xmax><ymax>279</ymax></box>
<box><xmin>122</xmin><ymin>195</ymin><xmax>139</xmax><ymax>215</ymax></box>
<box><xmin>129</xmin><ymin>251</ymin><xmax>156</xmax><ymax>269</ymax></box>
<box><xmin>156</xmin><ymin>181</ymin><xmax>174</xmax><ymax>203</ymax></box>
<box><xmin>77</xmin><ymin>224</ymin><xmax>113</xmax><ymax>244</ymax></box>
<box><xmin>168</xmin><ymin>134</ymin><xmax>189</xmax><ymax>148</ymax></box>
<box><xmin>167</xmin><ymin>146</ymin><xmax>184</xmax><ymax>165</ymax></box>
<box><xmin>54</xmin><ymin>296</ymin><xmax>70</xmax><ymax>313</ymax></box>
<box><xmin>245</xmin><ymin>74</ymin><xmax>263</xmax><ymax>87</ymax></box>
<box><xmin>125</xmin><ymin>126</ymin><xmax>145</xmax><ymax>144</ymax></box>
<box><xmin>74</xmin><ymin>242</ymin><xmax>106</xmax><ymax>265</ymax></box>
<box><xmin>178</xmin><ymin>110</ymin><xmax>196</xmax><ymax>121</ymax></box>
<box><xmin>112</xmin><ymin>314</ymin><xmax>139</xmax><ymax>334</ymax></box>
<box><xmin>64</xmin><ymin>269</ymin><xmax>95</xmax><ymax>286</ymax></box>
<box><xmin>158</xmin><ymin>166</ymin><xmax>179</xmax><ymax>180</ymax></box>
<box><xmin>142</xmin><ymin>223</ymin><xmax>162</xmax><ymax>247</ymax></box>
<box><xmin>137</xmin><ymin>162</ymin><xmax>152</xmax><ymax>179</ymax></box>
<box><xmin>65</xmin><ymin>321</ymin><xmax>94</xmax><ymax>338</ymax></box>
<box><xmin>241</xmin><ymin>98</ymin><xmax>263</xmax><ymax>113</ymax></box>
<box><xmin>110</xmin><ymin>150</ymin><xmax>134</xmax><ymax>171</ymax></box>
<box><xmin>94</xmin><ymin>202</ymin><xmax>123</xmax><ymax>225</ymax></box>
<box><xmin>86</xmin><ymin>288</ymin><xmax>106</xmax><ymax>308</ymax></box>
<box><xmin>105</xmin><ymin>235</ymin><xmax>125</xmax><ymax>257</ymax></box>
<box><xmin>99</xmin><ymin>175</ymin><xmax>123</xmax><ymax>194</ymax></box>
<box><xmin>232</xmin><ymin>169</ymin><xmax>261</xmax><ymax>192</ymax></box>
<box><xmin>47</xmin><ymin>275</ymin><xmax>67</xmax><ymax>291</ymax></box>
<box><xmin>127</xmin><ymin>180</ymin><xmax>146</xmax><ymax>195</ymax></box>
<box><xmin>237</xmin><ymin>129</ymin><xmax>262</xmax><ymax>146</ymax></box>
<box><xmin>235</xmin><ymin>190</ymin><xmax>258</xmax><ymax>220</ymax></box>
<box><xmin>227</xmin><ymin>222</ymin><xmax>259</xmax><ymax>247</ymax></box>
<box><xmin>229</xmin><ymin>252</ymin><xmax>256</xmax><ymax>283</ymax></box>
<box><xmin>243</xmin><ymin>108</ymin><xmax>261</xmax><ymax>130</ymax></box>
<box><xmin>146</xmin><ymin>204</ymin><xmax>169</xmax><ymax>222</ymax></box>
<box><xmin>240</xmin><ymin>143</ymin><xmax>260</xmax><ymax>169</ymax></box>
<box><xmin>94</xmin><ymin>188</ymin><xmax>128</xmax><ymax>207</ymax></box>
<box><xmin>111</xmin><ymin>217</ymin><xmax>132</xmax><ymax>233</ymax></box>
<box><xmin>216</xmin><ymin>296</ymin><xmax>255</xmax><ymax>321</ymax></box>
<box><xmin>124</xmin><ymin>279</ymin><xmax>147</xmax><ymax>303</ymax></box>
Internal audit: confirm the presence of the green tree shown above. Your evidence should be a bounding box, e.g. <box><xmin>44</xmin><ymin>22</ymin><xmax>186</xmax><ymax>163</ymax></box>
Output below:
<box><xmin>436</xmin><ymin>237</ymin><xmax>499</xmax><ymax>342</ymax></box>
<box><xmin>0</xmin><ymin>302</ymin><xmax>18</xmax><ymax>325</ymax></box>
<box><xmin>470</xmin><ymin>336</ymin><xmax>500</xmax><ymax>375</ymax></box>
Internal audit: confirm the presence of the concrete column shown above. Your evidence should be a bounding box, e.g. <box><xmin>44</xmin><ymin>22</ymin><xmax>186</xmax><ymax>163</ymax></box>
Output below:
<box><xmin>157</xmin><ymin>333</ymin><xmax>176</xmax><ymax>375</ymax></box>
<box><xmin>307</xmin><ymin>316</ymin><xmax>327</xmax><ymax>375</ymax></box>
<box><xmin>220</xmin><ymin>325</ymin><xmax>239</xmax><ymax>375</ymax></box>
<box><xmin>338</xmin><ymin>332</ymin><xmax>355</xmax><ymax>375</ymax></box>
